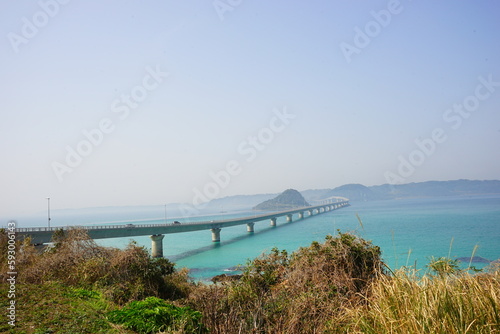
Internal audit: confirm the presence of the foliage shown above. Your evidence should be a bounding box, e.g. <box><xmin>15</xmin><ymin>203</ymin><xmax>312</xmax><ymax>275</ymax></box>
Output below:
<box><xmin>0</xmin><ymin>228</ymin><xmax>188</xmax><ymax>305</ymax></box>
<box><xmin>0</xmin><ymin>282</ymin><xmax>129</xmax><ymax>334</ymax></box>
<box><xmin>107</xmin><ymin>297</ymin><xmax>207</xmax><ymax>334</ymax></box>
<box><xmin>189</xmin><ymin>231</ymin><xmax>385</xmax><ymax>333</ymax></box>
<box><xmin>253</xmin><ymin>188</ymin><xmax>310</xmax><ymax>210</ymax></box>
<box><xmin>2</xmin><ymin>228</ymin><xmax>499</xmax><ymax>333</ymax></box>
<box><xmin>342</xmin><ymin>268</ymin><xmax>500</xmax><ymax>333</ymax></box>
<box><xmin>426</xmin><ymin>256</ymin><xmax>461</xmax><ymax>277</ymax></box>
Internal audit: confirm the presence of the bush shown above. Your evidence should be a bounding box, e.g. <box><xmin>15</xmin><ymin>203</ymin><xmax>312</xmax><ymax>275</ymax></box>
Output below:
<box><xmin>343</xmin><ymin>268</ymin><xmax>500</xmax><ymax>333</ymax></box>
<box><xmin>107</xmin><ymin>296</ymin><xmax>208</xmax><ymax>334</ymax></box>
<box><xmin>0</xmin><ymin>228</ymin><xmax>190</xmax><ymax>304</ymax></box>
<box><xmin>426</xmin><ymin>256</ymin><xmax>461</xmax><ymax>277</ymax></box>
<box><xmin>190</xmin><ymin>232</ymin><xmax>385</xmax><ymax>333</ymax></box>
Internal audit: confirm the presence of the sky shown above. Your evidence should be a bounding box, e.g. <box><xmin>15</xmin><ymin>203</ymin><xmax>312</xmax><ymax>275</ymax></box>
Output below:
<box><xmin>1</xmin><ymin>0</ymin><xmax>499</xmax><ymax>219</ymax></box>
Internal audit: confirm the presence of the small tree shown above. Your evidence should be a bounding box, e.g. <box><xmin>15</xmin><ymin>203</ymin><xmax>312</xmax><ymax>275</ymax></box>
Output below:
<box><xmin>426</xmin><ymin>256</ymin><xmax>460</xmax><ymax>277</ymax></box>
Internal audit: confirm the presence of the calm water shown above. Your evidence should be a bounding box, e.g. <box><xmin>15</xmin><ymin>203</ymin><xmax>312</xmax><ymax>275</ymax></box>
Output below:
<box><xmin>91</xmin><ymin>195</ymin><xmax>500</xmax><ymax>281</ymax></box>
<box><xmin>10</xmin><ymin>195</ymin><xmax>500</xmax><ymax>281</ymax></box>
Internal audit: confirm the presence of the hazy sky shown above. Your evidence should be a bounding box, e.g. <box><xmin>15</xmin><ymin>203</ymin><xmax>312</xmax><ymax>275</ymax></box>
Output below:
<box><xmin>1</xmin><ymin>0</ymin><xmax>499</xmax><ymax>218</ymax></box>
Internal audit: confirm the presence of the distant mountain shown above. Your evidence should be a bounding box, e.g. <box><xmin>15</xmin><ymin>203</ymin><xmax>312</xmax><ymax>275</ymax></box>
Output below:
<box><xmin>253</xmin><ymin>189</ymin><xmax>310</xmax><ymax>211</ymax></box>
<box><xmin>301</xmin><ymin>180</ymin><xmax>500</xmax><ymax>203</ymax></box>
<box><xmin>369</xmin><ymin>179</ymin><xmax>500</xmax><ymax>200</ymax></box>
<box><xmin>202</xmin><ymin>180</ymin><xmax>500</xmax><ymax>211</ymax></box>
<box><xmin>300</xmin><ymin>188</ymin><xmax>332</xmax><ymax>203</ymax></box>
<box><xmin>323</xmin><ymin>184</ymin><xmax>380</xmax><ymax>202</ymax></box>
<box><xmin>205</xmin><ymin>193</ymin><xmax>277</xmax><ymax>212</ymax></box>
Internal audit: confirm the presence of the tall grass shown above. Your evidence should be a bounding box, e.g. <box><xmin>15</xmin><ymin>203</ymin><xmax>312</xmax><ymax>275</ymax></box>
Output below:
<box><xmin>343</xmin><ymin>268</ymin><xmax>500</xmax><ymax>333</ymax></box>
<box><xmin>1</xmin><ymin>228</ymin><xmax>499</xmax><ymax>333</ymax></box>
<box><xmin>189</xmin><ymin>233</ymin><xmax>500</xmax><ymax>333</ymax></box>
<box><xmin>189</xmin><ymin>232</ymin><xmax>385</xmax><ymax>333</ymax></box>
<box><xmin>0</xmin><ymin>228</ymin><xmax>191</xmax><ymax>304</ymax></box>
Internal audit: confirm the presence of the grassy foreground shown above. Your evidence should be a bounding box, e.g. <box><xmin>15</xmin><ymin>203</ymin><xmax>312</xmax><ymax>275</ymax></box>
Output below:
<box><xmin>1</xmin><ymin>228</ymin><xmax>499</xmax><ymax>333</ymax></box>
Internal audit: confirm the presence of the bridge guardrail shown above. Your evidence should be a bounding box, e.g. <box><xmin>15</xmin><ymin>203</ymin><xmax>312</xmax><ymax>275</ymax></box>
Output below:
<box><xmin>13</xmin><ymin>201</ymin><xmax>349</xmax><ymax>233</ymax></box>
<box><xmin>13</xmin><ymin>220</ymin><xmax>223</xmax><ymax>233</ymax></box>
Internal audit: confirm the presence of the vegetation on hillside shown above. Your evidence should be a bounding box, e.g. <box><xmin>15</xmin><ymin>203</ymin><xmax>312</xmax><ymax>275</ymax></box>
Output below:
<box><xmin>253</xmin><ymin>188</ymin><xmax>310</xmax><ymax>210</ymax></box>
<box><xmin>1</xmin><ymin>228</ymin><xmax>499</xmax><ymax>333</ymax></box>
<box><xmin>189</xmin><ymin>232</ymin><xmax>384</xmax><ymax>333</ymax></box>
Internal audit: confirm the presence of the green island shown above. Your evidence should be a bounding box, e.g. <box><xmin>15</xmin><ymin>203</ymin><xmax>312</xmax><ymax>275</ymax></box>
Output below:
<box><xmin>253</xmin><ymin>189</ymin><xmax>310</xmax><ymax>211</ymax></box>
<box><xmin>1</xmin><ymin>228</ymin><xmax>499</xmax><ymax>334</ymax></box>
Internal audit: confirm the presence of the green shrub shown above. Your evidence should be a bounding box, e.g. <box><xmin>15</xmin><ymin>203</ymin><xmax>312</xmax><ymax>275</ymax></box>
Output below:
<box><xmin>107</xmin><ymin>297</ymin><xmax>207</xmax><ymax>334</ymax></box>
<box><xmin>0</xmin><ymin>228</ymin><xmax>188</xmax><ymax>305</ymax></box>
<box><xmin>190</xmin><ymin>232</ymin><xmax>385</xmax><ymax>333</ymax></box>
<box><xmin>342</xmin><ymin>268</ymin><xmax>500</xmax><ymax>333</ymax></box>
<box><xmin>426</xmin><ymin>256</ymin><xmax>461</xmax><ymax>277</ymax></box>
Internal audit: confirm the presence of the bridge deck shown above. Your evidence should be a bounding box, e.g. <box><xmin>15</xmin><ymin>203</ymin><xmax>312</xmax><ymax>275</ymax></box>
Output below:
<box><xmin>15</xmin><ymin>201</ymin><xmax>349</xmax><ymax>244</ymax></box>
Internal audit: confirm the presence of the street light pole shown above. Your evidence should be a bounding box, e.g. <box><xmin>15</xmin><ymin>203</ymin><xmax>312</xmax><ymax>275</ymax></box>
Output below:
<box><xmin>47</xmin><ymin>197</ymin><xmax>51</xmax><ymax>228</ymax></box>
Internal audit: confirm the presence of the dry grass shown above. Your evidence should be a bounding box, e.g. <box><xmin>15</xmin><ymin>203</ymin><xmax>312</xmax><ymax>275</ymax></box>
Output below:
<box><xmin>188</xmin><ymin>233</ymin><xmax>500</xmax><ymax>334</ymax></box>
<box><xmin>1</xmin><ymin>228</ymin><xmax>191</xmax><ymax>304</ymax></box>
<box><xmin>342</xmin><ymin>268</ymin><xmax>500</xmax><ymax>333</ymax></box>
<box><xmin>189</xmin><ymin>232</ymin><xmax>384</xmax><ymax>333</ymax></box>
<box><xmin>2</xmin><ymin>228</ymin><xmax>498</xmax><ymax>333</ymax></box>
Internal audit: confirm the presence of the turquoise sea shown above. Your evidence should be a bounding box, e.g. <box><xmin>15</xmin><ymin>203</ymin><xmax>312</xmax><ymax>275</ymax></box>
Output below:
<box><xmin>10</xmin><ymin>195</ymin><xmax>500</xmax><ymax>281</ymax></box>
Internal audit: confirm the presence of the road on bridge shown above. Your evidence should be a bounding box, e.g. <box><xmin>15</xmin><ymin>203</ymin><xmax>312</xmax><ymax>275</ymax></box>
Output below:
<box><xmin>15</xmin><ymin>200</ymin><xmax>350</xmax><ymax>257</ymax></box>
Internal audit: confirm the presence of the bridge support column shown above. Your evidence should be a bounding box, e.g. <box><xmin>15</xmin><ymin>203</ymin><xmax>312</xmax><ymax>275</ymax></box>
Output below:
<box><xmin>247</xmin><ymin>222</ymin><xmax>255</xmax><ymax>233</ymax></box>
<box><xmin>211</xmin><ymin>228</ymin><xmax>221</xmax><ymax>242</ymax></box>
<box><xmin>308</xmin><ymin>209</ymin><xmax>313</xmax><ymax>216</ymax></box>
<box><xmin>270</xmin><ymin>218</ymin><xmax>277</xmax><ymax>227</ymax></box>
<box><xmin>298</xmin><ymin>212</ymin><xmax>304</xmax><ymax>219</ymax></box>
<box><xmin>150</xmin><ymin>234</ymin><xmax>165</xmax><ymax>258</ymax></box>
<box><xmin>286</xmin><ymin>214</ymin><xmax>293</xmax><ymax>222</ymax></box>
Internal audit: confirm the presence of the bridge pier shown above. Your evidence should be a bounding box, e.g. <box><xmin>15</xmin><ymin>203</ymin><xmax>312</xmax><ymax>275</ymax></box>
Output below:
<box><xmin>150</xmin><ymin>234</ymin><xmax>165</xmax><ymax>258</ymax></box>
<box><xmin>17</xmin><ymin>200</ymin><xmax>351</xmax><ymax>247</ymax></box>
<box><xmin>211</xmin><ymin>228</ymin><xmax>221</xmax><ymax>242</ymax></box>
<box><xmin>246</xmin><ymin>222</ymin><xmax>255</xmax><ymax>233</ymax></box>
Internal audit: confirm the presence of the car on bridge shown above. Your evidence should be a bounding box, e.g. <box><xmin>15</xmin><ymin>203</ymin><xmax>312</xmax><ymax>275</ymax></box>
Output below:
<box><xmin>173</xmin><ymin>221</ymin><xmax>181</xmax><ymax>224</ymax></box>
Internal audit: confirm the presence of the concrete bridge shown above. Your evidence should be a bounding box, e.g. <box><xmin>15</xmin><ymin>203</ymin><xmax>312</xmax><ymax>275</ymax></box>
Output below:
<box><xmin>15</xmin><ymin>199</ymin><xmax>349</xmax><ymax>257</ymax></box>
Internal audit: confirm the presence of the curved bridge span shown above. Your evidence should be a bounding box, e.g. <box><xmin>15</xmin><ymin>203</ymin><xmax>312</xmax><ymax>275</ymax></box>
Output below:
<box><xmin>16</xmin><ymin>200</ymin><xmax>349</xmax><ymax>257</ymax></box>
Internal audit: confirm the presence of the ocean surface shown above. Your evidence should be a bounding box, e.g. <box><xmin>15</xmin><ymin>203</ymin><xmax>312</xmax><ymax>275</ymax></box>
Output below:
<box><xmin>9</xmin><ymin>195</ymin><xmax>500</xmax><ymax>281</ymax></box>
